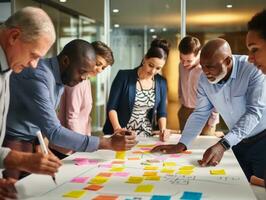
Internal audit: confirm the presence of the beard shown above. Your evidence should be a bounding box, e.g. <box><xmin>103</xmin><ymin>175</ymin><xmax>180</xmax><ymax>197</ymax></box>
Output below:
<box><xmin>207</xmin><ymin>65</ymin><xmax>227</xmax><ymax>84</ymax></box>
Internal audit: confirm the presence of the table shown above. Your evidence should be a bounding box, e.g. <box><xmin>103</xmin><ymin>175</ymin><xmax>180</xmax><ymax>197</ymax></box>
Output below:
<box><xmin>16</xmin><ymin>135</ymin><xmax>261</xmax><ymax>199</ymax></box>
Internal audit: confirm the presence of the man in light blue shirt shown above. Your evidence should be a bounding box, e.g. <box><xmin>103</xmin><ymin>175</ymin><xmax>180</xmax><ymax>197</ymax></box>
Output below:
<box><xmin>4</xmin><ymin>39</ymin><xmax>136</xmax><ymax>179</ymax></box>
<box><xmin>152</xmin><ymin>38</ymin><xmax>266</xmax><ymax>181</ymax></box>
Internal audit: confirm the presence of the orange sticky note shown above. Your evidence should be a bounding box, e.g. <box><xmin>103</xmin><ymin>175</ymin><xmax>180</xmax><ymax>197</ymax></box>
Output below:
<box><xmin>92</xmin><ymin>195</ymin><xmax>119</xmax><ymax>200</ymax></box>
<box><xmin>128</xmin><ymin>157</ymin><xmax>140</xmax><ymax>160</ymax></box>
<box><xmin>97</xmin><ymin>172</ymin><xmax>112</xmax><ymax>177</ymax></box>
<box><xmin>63</xmin><ymin>190</ymin><xmax>86</xmax><ymax>198</ymax></box>
<box><xmin>84</xmin><ymin>184</ymin><xmax>103</xmax><ymax>191</ymax></box>
<box><xmin>135</xmin><ymin>184</ymin><xmax>154</xmax><ymax>193</ymax></box>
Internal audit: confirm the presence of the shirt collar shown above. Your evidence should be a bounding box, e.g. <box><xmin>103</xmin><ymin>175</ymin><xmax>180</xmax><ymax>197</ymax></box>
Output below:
<box><xmin>229</xmin><ymin>55</ymin><xmax>237</xmax><ymax>80</ymax></box>
<box><xmin>0</xmin><ymin>45</ymin><xmax>11</xmax><ymax>73</ymax></box>
<box><xmin>50</xmin><ymin>56</ymin><xmax>63</xmax><ymax>85</ymax></box>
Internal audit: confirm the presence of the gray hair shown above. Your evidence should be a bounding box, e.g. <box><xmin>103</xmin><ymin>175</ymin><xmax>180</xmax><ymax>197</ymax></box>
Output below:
<box><xmin>1</xmin><ymin>6</ymin><xmax>55</xmax><ymax>43</ymax></box>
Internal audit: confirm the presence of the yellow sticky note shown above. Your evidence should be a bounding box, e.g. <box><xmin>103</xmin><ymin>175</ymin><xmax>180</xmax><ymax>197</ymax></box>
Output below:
<box><xmin>110</xmin><ymin>167</ymin><xmax>124</xmax><ymax>172</ymax></box>
<box><xmin>177</xmin><ymin>170</ymin><xmax>194</xmax><ymax>175</ymax></box>
<box><xmin>210</xmin><ymin>169</ymin><xmax>226</xmax><ymax>175</ymax></box>
<box><xmin>163</xmin><ymin>162</ymin><xmax>177</xmax><ymax>167</ymax></box>
<box><xmin>90</xmin><ymin>176</ymin><xmax>109</xmax><ymax>184</ymax></box>
<box><xmin>143</xmin><ymin>171</ymin><xmax>157</xmax><ymax>176</ymax></box>
<box><xmin>126</xmin><ymin>176</ymin><xmax>143</xmax><ymax>184</ymax></box>
<box><xmin>115</xmin><ymin>151</ymin><xmax>126</xmax><ymax>159</ymax></box>
<box><xmin>179</xmin><ymin>165</ymin><xmax>195</xmax><ymax>171</ymax></box>
<box><xmin>134</xmin><ymin>184</ymin><xmax>154</xmax><ymax>193</ymax></box>
<box><xmin>161</xmin><ymin>168</ymin><xmax>175</xmax><ymax>174</ymax></box>
<box><xmin>144</xmin><ymin>176</ymin><xmax>161</xmax><ymax>181</ymax></box>
<box><xmin>144</xmin><ymin>166</ymin><xmax>159</xmax><ymax>170</ymax></box>
<box><xmin>63</xmin><ymin>190</ymin><xmax>86</xmax><ymax>198</ymax></box>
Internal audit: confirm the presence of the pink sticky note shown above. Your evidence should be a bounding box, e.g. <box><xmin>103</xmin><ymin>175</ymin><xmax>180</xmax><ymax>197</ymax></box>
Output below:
<box><xmin>99</xmin><ymin>164</ymin><xmax>113</xmax><ymax>168</ymax></box>
<box><xmin>74</xmin><ymin>158</ymin><xmax>90</xmax><ymax>166</ymax></box>
<box><xmin>140</xmin><ymin>147</ymin><xmax>153</xmax><ymax>151</ymax></box>
<box><xmin>71</xmin><ymin>177</ymin><xmax>90</xmax><ymax>183</ymax></box>
<box><xmin>113</xmin><ymin>172</ymin><xmax>130</xmax><ymax>177</ymax></box>
<box><xmin>170</xmin><ymin>154</ymin><xmax>182</xmax><ymax>158</ymax></box>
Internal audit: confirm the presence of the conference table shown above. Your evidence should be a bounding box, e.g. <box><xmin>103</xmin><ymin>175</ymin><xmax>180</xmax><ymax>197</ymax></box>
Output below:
<box><xmin>16</xmin><ymin>134</ymin><xmax>265</xmax><ymax>200</ymax></box>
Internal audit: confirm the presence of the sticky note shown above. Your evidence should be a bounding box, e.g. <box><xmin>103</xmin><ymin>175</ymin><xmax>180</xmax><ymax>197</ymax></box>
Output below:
<box><xmin>97</xmin><ymin>172</ymin><xmax>112</xmax><ymax>177</ymax></box>
<box><xmin>132</xmin><ymin>150</ymin><xmax>144</xmax><ymax>154</ymax></box>
<box><xmin>84</xmin><ymin>184</ymin><xmax>103</xmax><ymax>191</ymax></box>
<box><xmin>169</xmin><ymin>154</ymin><xmax>182</xmax><ymax>158</ymax></box>
<box><xmin>210</xmin><ymin>169</ymin><xmax>226</xmax><ymax>175</ymax></box>
<box><xmin>179</xmin><ymin>165</ymin><xmax>195</xmax><ymax>170</ymax></box>
<box><xmin>99</xmin><ymin>163</ymin><xmax>112</xmax><ymax>168</ymax></box>
<box><xmin>177</xmin><ymin>170</ymin><xmax>194</xmax><ymax>175</ymax></box>
<box><xmin>136</xmin><ymin>144</ymin><xmax>155</xmax><ymax>148</ymax></box>
<box><xmin>71</xmin><ymin>177</ymin><xmax>90</xmax><ymax>183</ymax></box>
<box><xmin>110</xmin><ymin>166</ymin><xmax>125</xmax><ymax>172</ymax></box>
<box><xmin>180</xmin><ymin>191</ymin><xmax>202</xmax><ymax>200</ymax></box>
<box><xmin>112</xmin><ymin>160</ymin><xmax>125</xmax><ymax>164</ymax></box>
<box><xmin>144</xmin><ymin>176</ymin><xmax>161</xmax><ymax>181</ymax></box>
<box><xmin>128</xmin><ymin>157</ymin><xmax>140</xmax><ymax>161</ymax></box>
<box><xmin>74</xmin><ymin>158</ymin><xmax>90</xmax><ymax>166</ymax></box>
<box><xmin>143</xmin><ymin>171</ymin><xmax>157</xmax><ymax>176</ymax></box>
<box><xmin>144</xmin><ymin>166</ymin><xmax>159</xmax><ymax>170</ymax></box>
<box><xmin>146</xmin><ymin>159</ymin><xmax>160</xmax><ymax>163</ymax></box>
<box><xmin>113</xmin><ymin>172</ymin><xmax>130</xmax><ymax>177</ymax></box>
<box><xmin>115</xmin><ymin>151</ymin><xmax>126</xmax><ymax>159</ymax></box>
<box><xmin>134</xmin><ymin>184</ymin><xmax>154</xmax><ymax>193</ymax></box>
<box><xmin>161</xmin><ymin>168</ymin><xmax>175</xmax><ymax>174</ymax></box>
<box><xmin>63</xmin><ymin>190</ymin><xmax>86</xmax><ymax>198</ymax></box>
<box><xmin>92</xmin><ymin>195</ymin><xmax>119</xmax><ymax>200</ymax></box>
<box><xmin>140</xmin><ymin>147</ymin><xmax>153</xmax><ymax>151</ymax></box>
<box><xmin>126</xmin><ymin>176</ymin><xmax>143</xmax><ymax>184</ymax></box>
<box><xmin>151</xmin><ymin>195</ymin><xmax>171</xmax><ymax>200</ymax></box>
<box><xmin>90</xmin><ymin>176</ymin><xmax>109</xmax><ymax>184</ymax></box>
<box><xmin>163</xmin><ymin>162</ymin><xmax>177</xmax><ymax>167</ymax></box>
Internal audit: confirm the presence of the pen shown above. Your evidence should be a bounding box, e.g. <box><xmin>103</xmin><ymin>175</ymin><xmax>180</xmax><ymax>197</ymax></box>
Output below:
<box><xmin>36</xmin><ymin>131</ymin><xmax>57</xmax><ymax>185</ymax></box>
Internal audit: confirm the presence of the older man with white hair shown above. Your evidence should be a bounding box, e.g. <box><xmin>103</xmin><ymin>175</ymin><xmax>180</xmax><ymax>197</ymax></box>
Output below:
<box><xmin>0</xmin><ymin>7</ymin><xmax>61</xmax><ymax>199</ymax></box>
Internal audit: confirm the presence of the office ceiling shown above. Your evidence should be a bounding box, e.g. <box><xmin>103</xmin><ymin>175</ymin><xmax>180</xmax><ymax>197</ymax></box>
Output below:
<box><xmin>52</xmin><ymin>0</ymin><xmax>265</xmax><ymax>32</ymax></box>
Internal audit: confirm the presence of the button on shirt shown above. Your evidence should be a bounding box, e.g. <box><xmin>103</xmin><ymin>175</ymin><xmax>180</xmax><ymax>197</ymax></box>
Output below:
<box><xmin>179</xmin><ymin>55</ymin><xmax>266</xmax><ymax>148</ymax></box>
<box><xmin>0</xmin><ymin>46</ymin><xmax>12</xmax><ymax>168</ymax></box>
<box><xmin>6</xmin><ymin>57</ymin><xmax>99</xmax><ymax>152</ymax></box>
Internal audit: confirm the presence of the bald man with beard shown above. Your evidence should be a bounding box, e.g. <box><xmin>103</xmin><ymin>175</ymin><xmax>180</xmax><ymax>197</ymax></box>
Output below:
<box><xmin>152</xmin><ymin>38</ymin><xmax>266</xmax><ymax>182</ymax></box>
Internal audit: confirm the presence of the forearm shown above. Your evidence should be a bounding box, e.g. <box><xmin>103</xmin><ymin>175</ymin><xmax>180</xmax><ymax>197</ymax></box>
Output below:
<box><xmin>109</xmin><ymin>110</ymin><xmax>121</xmax><ymax>131</ymax></box>
<box><xmin>0</xmin><ymin>148</ymin><xmax>11</xmax><ymax>169</ymax></box>
<box><xmin>3</xmin><ymin>150</ymin><xmax>26</xmax><ymax>170</ymax></box>
<box><xmin>158</xmin><ymin>117</ymin><xmax>167</xmax><ymax>130</ymax></box>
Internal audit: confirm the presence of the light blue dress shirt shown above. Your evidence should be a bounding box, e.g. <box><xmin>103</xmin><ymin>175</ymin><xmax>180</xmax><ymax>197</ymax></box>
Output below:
<box><xmin>6</xmin><ymin>57</ymin><xmax>100</xmax><ymax>152</ymax></box>
<box><xmin>179</xmin><ymin>55</ymin><xmax>266</xmax><ymax>148</ymax></box>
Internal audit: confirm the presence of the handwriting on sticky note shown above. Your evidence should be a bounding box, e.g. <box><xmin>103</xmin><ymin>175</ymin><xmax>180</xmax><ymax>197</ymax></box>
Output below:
<box><xmin>134</xmin><ymin>184</ymin><xmax>154</xmax><ymax>193</ymax></box>
<box><xmin>126</xmin><ymin>176</ymin><xmax>143</xmax><ymax>184</ymax></box>
<box><xmin>210</xmin><ymin>169</ymin><xmax>226</xmax><ymax>175</ymax></box>
<box><xmin>63</xmin><ymin>190</ymin><xmax>86</xmax><ymax>198</ymax></box>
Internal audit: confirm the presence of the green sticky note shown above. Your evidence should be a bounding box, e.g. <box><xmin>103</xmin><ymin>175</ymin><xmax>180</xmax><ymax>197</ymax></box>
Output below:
<box><xmin>63</xmin><ymin>190</ymin><xmax>86</xmax><ymax>198</ymax></box>
<box><xmin>134</xmin><ymin>184</ymin><xmax>154</xmax><ymax>193</ymax></box>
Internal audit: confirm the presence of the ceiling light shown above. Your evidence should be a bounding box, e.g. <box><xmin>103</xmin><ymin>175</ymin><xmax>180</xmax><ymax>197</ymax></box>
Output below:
<box><xmin>112</xmin><ymin>9</ymin><xmax>119</xmax><ymax>13</ymax></box>
<box><xmin>149</xmin><ymin>28</ymin><xmax>155</xmax><ymax>33</ymax></box>
<box><xmin>152</xmin><ymin>35</ymin><xmax>157</xmax><ymax>39</ymax></box>
<box><xmin>226</xmin><ymin>4</ymin><xmax>232</xmax><ymax>8</ymax></box>
<box><xmin>162</xmin><ymin>28</ymin><xmax>167</xmax><ymax>32</ymax></box>
<box><xmin>59</xmin><ymin>0</ymin><xmax>67</xmax><ymax>2</ymax></box>
<box><xmin>114</xmin><ymin>24</ymin><xmax>120</xmax><ymax>28</ymax></box>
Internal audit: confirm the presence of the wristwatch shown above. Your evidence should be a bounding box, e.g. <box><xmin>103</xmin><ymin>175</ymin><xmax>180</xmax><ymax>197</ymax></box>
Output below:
<box><xmin>219</xmin><ymin>138</ymin><xmax>230</xmax><ymax>150</ymax></box>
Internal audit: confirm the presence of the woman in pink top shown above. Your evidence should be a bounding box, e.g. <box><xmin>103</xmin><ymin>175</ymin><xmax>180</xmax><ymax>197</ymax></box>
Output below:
<box><xmin>50</xmin><ymin>41</ymin><xmax>114</xmax><ymax>159</ymax></box>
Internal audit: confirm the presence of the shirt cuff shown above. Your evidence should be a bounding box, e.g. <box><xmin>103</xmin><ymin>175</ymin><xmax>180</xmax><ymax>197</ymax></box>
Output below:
<box><xmin>223</xmin><ymin>132</ymin><xmax>241</xmax><ymax>147</ymax></box>
<box><xmin>178</xmin><ymin>136</ymin><xmax>193</xmax><ymax>149</ymax></box>
<box><xmin>0</xmin><ymin>147</ymin><xmax>11</xmax><ymax>169</ymax></box>
<box><xmin>85</xmin><ymin>136</ymin><xmax>100</xmax><ymax>152</ymax></box>
<box><xmin>208</xmin><ymin>112</ymin><xmax>220</xmax><ymax>127</ymax></box>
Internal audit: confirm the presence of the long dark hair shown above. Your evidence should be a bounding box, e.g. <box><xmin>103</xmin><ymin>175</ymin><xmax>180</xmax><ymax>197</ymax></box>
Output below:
<box><xmin>145</xmin><ymin>38</ymin><xmax>170</xmax><ymax>60</ymax></box>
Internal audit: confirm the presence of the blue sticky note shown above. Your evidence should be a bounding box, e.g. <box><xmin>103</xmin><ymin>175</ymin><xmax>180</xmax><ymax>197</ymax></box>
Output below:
<box><xmin>180</xmin><ymin>191</ymin><xmax>202</xmax><ymax>200</ymax></box>
<box><xmin>151</xmin><ymin>195</ymin><xmax>171</xmax><ymax>200</ymax></box>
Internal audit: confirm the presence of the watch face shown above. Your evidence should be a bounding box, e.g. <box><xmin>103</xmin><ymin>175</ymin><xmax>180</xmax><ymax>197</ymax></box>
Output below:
<box><xmin>220</xmin><ymin>139</ymin><xmax>230</xmax><ymax>150</ymax></box>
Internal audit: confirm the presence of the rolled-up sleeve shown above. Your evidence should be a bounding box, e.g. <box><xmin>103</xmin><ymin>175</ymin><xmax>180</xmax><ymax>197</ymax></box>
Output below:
<box><xmin>157</xmin><ymin>78</ymin><xmax>167</xmax><ymax>118</ymax></box>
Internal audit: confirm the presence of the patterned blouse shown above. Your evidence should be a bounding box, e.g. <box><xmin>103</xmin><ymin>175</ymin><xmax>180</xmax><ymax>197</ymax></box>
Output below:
<box><xmin>126</xmin><ymin>81</ymin><xmax>155</xmax><ymax>136</ymax></box>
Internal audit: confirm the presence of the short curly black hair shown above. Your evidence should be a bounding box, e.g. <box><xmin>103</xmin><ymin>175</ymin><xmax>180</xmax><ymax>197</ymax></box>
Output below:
<box><xmin>247</xmin><ymin>9</ymin><xmax>266</xmax><ymax>40</ymax></box>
